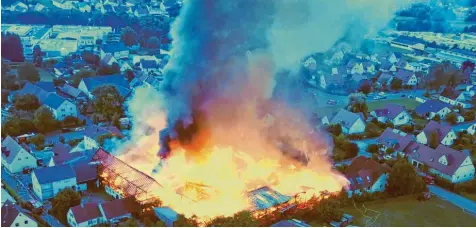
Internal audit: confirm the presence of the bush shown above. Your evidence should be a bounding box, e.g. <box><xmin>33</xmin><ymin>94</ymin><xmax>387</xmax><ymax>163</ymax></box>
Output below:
<box><xmin>30</xmin><ymin>134</ymin><xmax>45</xmax><ymax>148</ymax></box>
<box><xmin>386</xmin><ymin>147</ymin><xmax>395</xmax><ymax>154</ymax></box>
<box><xmin>400</xmin><ymin>124</ymin><xmax>414</xmax><ymax>133</ymax></box>
<box><xmin>367</xmin><ymin>144</ymin><xmax>379</xmax><ymax>153</ymax></box>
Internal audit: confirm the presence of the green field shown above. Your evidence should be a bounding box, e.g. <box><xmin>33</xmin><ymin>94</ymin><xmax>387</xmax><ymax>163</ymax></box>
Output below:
<box><xmin>315</xmin><ymin>98</ymin><xmax>420</xmax><ymax>118</ymax></box>
<box><xmin>344</xmin><ymin>195</ymin><xmax>476</xmax><ymax>227</ymax></box>
<box><xmin>461</xmin><ymin>193</ymin><xmax>476</xmax><ymax>202</ymax></box>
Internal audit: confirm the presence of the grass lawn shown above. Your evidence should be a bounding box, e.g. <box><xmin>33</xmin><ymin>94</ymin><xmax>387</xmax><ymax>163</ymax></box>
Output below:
<box><xmin>461</xmin><ymin>192</ymin><xmax>476</xmax><ymax>202</ymax></box>
<box><xmin>315</xmin><ymin>98</ymin><xmax>420</xmax><ymax>118</ymax></box>
<box><xmin>367</xmin><ymin>98</ymin><xmax>421</xmax><ymax>112</ymax></box>
<box><xmin>343</xmin><ymin>195</ymin><xmax>476</xmax><ymax>227</ymax></box>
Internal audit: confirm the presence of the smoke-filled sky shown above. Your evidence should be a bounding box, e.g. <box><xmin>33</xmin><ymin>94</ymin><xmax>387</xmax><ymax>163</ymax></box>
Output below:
<box><xmin>157</xmin><ymin>0</ymin><xmax>410</xmax><ymax>157</ymax></box>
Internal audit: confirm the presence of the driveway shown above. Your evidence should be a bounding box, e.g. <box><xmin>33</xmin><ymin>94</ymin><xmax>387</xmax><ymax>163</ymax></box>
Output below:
<box><xmin>428</xmin><ymin>185</ymin><xmax>476</xmax><ymax>216</ymax></box>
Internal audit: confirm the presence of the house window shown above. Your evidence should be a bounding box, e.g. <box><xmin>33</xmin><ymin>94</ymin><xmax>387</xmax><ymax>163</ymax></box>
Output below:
<box><xmin>15</xmin><ymin>223</ymin><xmax>19</xmax><ymax>227</ymax></box>
<box><xmin>24</xmin><ymin>221</ymin><xmax>28</xmax><ymax>224</ymax></box>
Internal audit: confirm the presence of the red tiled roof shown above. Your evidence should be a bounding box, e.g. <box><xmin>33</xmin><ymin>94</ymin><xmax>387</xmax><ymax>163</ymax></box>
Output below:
<box><xmin>344</xmin><ymin>156</ymin><xmax>391</xmax><ymax>191</ymax></box>
<box><xmin>70</xmin><ymin>203</ymin><xmax>102</xmax><ymax>224</ymax></box>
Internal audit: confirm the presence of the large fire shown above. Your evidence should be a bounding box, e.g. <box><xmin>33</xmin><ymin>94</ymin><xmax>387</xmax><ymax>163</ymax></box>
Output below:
<box><xmin>117</xmin><ymin>101</ymin><xmax>348</xmax><ymax>220</ymax></box>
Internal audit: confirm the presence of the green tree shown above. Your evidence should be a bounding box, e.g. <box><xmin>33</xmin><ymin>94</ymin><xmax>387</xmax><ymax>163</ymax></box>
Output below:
<box><xmin>34</xmin><ymin>106</ymin><xmax>58</xmax><ymax>133</ymax></box>
<box><xmin>92</xmin><ymin>85</ymin><xmax>124</xmax><ymax>122</ymax></box>
<box><xmin>97</xmin><ymin>133</ymin><xmax>114</xmax><ymax>146</ymax></box>
<box><xmin>327</xmin><ymin>124</ymin><xmax>342</xmax><ymax>136</ymax></box>
<box><xmin>1</xmin><ymin>32</ymin><xmax>24</xmax><ymax>62</ymax></box>
<box><xmin>1</xmin><ymin>116</ymin><xmax>35</xmax><ymax>137</ymax></box>
<box><xmin>386</xmin><ymin>147</ymin><xmax>395</xmax><ymax>154</ymax></box>
<box><xmin>119</xmin><ymin>218</ymin><xmax>139</xmax><ymax>227</ymax></box>
<box><xmin>72</xmin><ymin>69</ymin><xmax>96</xmax><ymax>87</ymax></box>
<box><xmin>446</xmin><ymin>112</ymin><xmax>458</xmax><ymax>125</ymax></box>
<box><xmin>174</xmin><ymin>214</ymin><xmax>199</xmax><ymax>227</ymax></box>
<box><xmin>14</xmin><ymin>94</ymin><xmax>40</xmax><ymax>111</ymax></box>
<box><xmin>424</xmin><ymin>90</ymin><xmax>430</xmax><ymax>98</ymax></box>
<box><xmin>51</xmin><ymin>189</ymin><xmax>81</xmax><ymax>223</ymax></box>
<box><xmin>97</xmin><ymin>63</ymin><xmax>121</xmax><ymax>76</ymax></box>
<box><xmin>30</xmin><ymin>134</ymin><xmax>45</xmax><ymax>148</ymax></box>
<box><xmin>390</xmin><ymin>78</ymin><xmax>403</xmax><ymax>90</ymax></box>
<box><xmin>347</xmin><ymin>93</ymin><xmax>368</xmax><ymax>119</ymax></box>
<box><xmin>432</xmin><ymin>115</ymin><xmax>441</xmax><ymax>122</ymax></box>
<box><xmin>18</xmin><ymin>63</ymin><xmax>40</xmax><ymax>83</ymax></box>
<box><xmin>205</xmin><ymin>211</ymin><xmax>258</xmax><ymax>227</ymax></box>
<box><xmin>33</xmin><ymin>45</ymin><xmax>43</xmax><ymax>67</ymax></box>
<box><xmin>367</xmin><ymin>144</ymin><xmax>379</xmax><ymax>153</ymax></box>
<box><xmin>121</xmin><ymin>27</ymin><xmax>138</xmax><ymax>46</ymax></box>
<box><xmin>313</xmin><ymin>198</ymin><xmax>343</xmax><ymax>222</ymax></box>
<box><xmin>386</xmin><ymin>159</ymin><xmax>426</xmax><ymax>197</ymax></box>
<box><xmin>429</xmin><ymin>131</ymin><xmax>440</xmax><ymax>149</ymax></box>
<box><xmin>147</xmin><ymin>36</ymin><xmax>161</xmax><ymax>49</ymax></box>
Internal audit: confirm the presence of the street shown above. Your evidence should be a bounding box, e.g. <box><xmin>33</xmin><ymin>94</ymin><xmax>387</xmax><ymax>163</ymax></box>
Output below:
<box><xmin>428</xmin><ymin>185</ymin><xmax>476</xmax><ymax>216</ymax></box>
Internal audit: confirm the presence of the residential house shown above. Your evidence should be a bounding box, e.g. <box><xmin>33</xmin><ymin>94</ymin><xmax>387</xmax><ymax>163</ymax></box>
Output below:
<box><xmin>370</xmin><ymin>104</ymin><xmax>412</xmax><ymax>126</ymax></box>
<box><xmin>32</xmin><ymin>164</ymin><xmax>77</xmax><ymax>200</ymax></box>
<box><xmin>379</xmin><ymin>51</ymin><xmax>399</xmax><ymax>64</ymax></box>
<box><xmin>467</xmin><ymin>123</ymin><xmax>476</xmax><ymax>135</ymax></box>
<box><xmin>346</xmin><ymin>60</ymin><xmax>364</xmax><ymax>74</ymax></box>
<box><xmin>344</xmin><ymin>156</ymin><xmax>391</xmax><ymax>197</ymax></box>
<box><xmin>78</xmin><ymin>2</ymin><xmax>91</xmax><ymax>12</ymax></box>
<box><xmin>154</xmin><ymin>207</ymin><xmax>178</xmax><ymax>227</ymax></box>
<box><xmin>362</xmin><ymin>62</ymin><xmax>375</xmax><ymax>73</ymax></box>
<box><xmin>379</xmin><ymin>60</ymin><xmax>397</xmax><ymax>73</ymax></box>
<box><xmin>395</xmin><ymin>60</ymin><xmax>415</xmax><ymax>72</ymax></box>
<box><xmin>78</xmin><ymin>74</ymin><xmax>131</xmax><ymax>99</ymax></box>
<box><xmin>376</xmin><ymin>72</ymin><xmax>393</xmax><ymax>87</ymax></box>
<box><xmin>100</xmin><ymin>43</ymin><xmax>129</xmax><ymax>60</ymax></box>
<box><xmin>303</xmin><ymin>56</ymin><xmax>317</xmax><ymax>71</ymax></box>
<box><xmin>101</xmin><ymin>53</ymin><xmax>118</xmax><ymax>66</ymax></box>
<box><xmin>1</xmin><ymin>189</ymin><xmax>16</xmax><ymax>206</ymax></box>
<box><xmin>377</xmin><ymin>128</ymin><xmax>415</xmax><ymax>155</ymax></box>
<box><xmin>329</xmin><ymin>109</ymin><xmax>366</xmax><ymax>135</ymax></box>
<box><xmin>67</xmin><ymin>203</ymin><xmax>105</xmax><ymax>227</ymax></box>
<box><xmin>47</xmin><ymin>143</ymin><xmax>84</xmax><ymax>166</ymax></box>
<box><xmin>439</xmin><ymin>87</ymin><xmax>472</xmax><ymax>108</ymax></box>
<box><xmin>42</xmin><ymin>93</ymin><xmax>78</xmax><ymax>120</ymax></box>
<box><xmin>1</xmin><ymin>201</ymin><xmax>38</xmax><ymax>227</ymax></box>
<box><xmin>99</xmin><ymin>198</ymin><xmax>140</xmax><ymax>225</ymax></box>
<box><xmin>329</xmin><ymin>50</ymin><xmax>344</xmax><ymax>64</ymax></box>
<box><xmin>52</xmin><ymin>0</ymin><xmax>75</xmax><ymax>10</ymax></box>
<box><xmin>33</xmin><ymin>3</ymin><xmax>46</xmax><ymax>12</ymax></box>
<box><xmin>81</xmin><ymin>125</ymin><xmax>123</xmax><ymax>151</ymax></box>
<box><xmin>456</xmin><ymin>113</ymin><xmax>465</xmax><ymax>123</ymax></box>
<box><xmin>8</xmin><ymin>81</ymin><xmax>52</xmax><ymax>103</ymax></box>
<box><xmin>409</xmin><ymin>144</ymin><xmax>475</xmax><ymax>183</ymax></box>
<box><xmin>320</xmin><ymin>74</ymin><xmax>345</xmax><ymax>90</ymax></box>
<box><xmin>416</xmin><ymin>120</ymin><xmax>457</xmax><ymax>146</ymax></box>
<box><xmin>393</xmin><ymin>69</ymin><xmax>418</xmax><ymax>86</ymax></box>
<box><xmin>130</xmin><ymin>72</ymin><xmax>163</xmax><ymax>89</ymax></box>
<box><xmin>73</xmin><ymin>162</ymin><xmax>99</xmax><ymax>192</ymax></box>
<box><xmin>10</xmin><ymin>1</ymin><xmax>28</xmax><ymax>12</ymax></box>
<box><xmin>140</xmin><ymin>59</ymin><xmax>160</xmax><ymax>74</ymax></box>
<box><xmin>414</xmin><ymin>99</ymin><xmax>452</xmax><ymax>119</ymax></box>
<box><xmin>271</xmin><ymin>220</ymin><xmax>311</xmax><ymax>227</ymax></box>
<box><xmin>1</xmin><ymin>136</ymin><xmax>37</xmax><ymax>174</ymax></box>
<box><xmin>57</xmin><ymin>84</ymin><xmax>88</xmax><ymax>102</ymax></box>
<box><xmin>134</xmin><ymin>5</ymin><xmax>150</xmax><ymax>17</ymax></box>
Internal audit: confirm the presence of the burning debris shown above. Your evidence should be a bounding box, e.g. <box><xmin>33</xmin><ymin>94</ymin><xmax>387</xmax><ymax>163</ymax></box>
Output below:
<box><xmin>116</xmin><ymin>0</ymin><xmax>409</xmax><ymax>220</ymax></box>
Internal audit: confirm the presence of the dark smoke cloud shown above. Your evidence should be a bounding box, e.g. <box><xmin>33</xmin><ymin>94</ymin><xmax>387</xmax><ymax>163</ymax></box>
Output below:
<box><xmin>158</xmin><ymin>0</ymin><xmax>409</xmax><ymax>159</ymax></box>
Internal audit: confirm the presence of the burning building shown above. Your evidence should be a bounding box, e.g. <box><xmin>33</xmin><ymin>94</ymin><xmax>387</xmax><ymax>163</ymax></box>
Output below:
<box><xmin>114</xmin><ymin>0</ymin><xmax>408</xmax><ymax>221</ymax></box>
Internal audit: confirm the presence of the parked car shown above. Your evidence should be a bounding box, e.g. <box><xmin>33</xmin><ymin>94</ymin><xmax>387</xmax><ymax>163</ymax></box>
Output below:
<box><xmin>327</xmin><ymin>100</ymin><xmax>337</xmax><ymax>105</ymax></box>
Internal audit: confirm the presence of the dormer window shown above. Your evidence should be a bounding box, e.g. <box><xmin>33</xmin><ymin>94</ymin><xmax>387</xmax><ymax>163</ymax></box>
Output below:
<box><xmin>356</xmin><ymin>176</ymin><xmax>363</xmax><ymax>184</ymax></box>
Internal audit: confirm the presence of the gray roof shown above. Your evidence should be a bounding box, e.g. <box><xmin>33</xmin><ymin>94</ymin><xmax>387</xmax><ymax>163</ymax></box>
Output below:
<box><xmin>82</xmin><ymin>75</ymin><xmax>131</xmax><ymax>98</ymax></box>
<box><xmin>394</xmin><ymin>69</ymin><xmax>414</xmax><ymax>83</ymax></box>
<box><xmin>410</xmin><ymin>144</ymin><xmax>471</xmax><ymax>176</ymax></box>
<box><xmin>43</xmin><ymin>93</ymin><xmax>66</xmax><ymax>109</ymax></box>
<box><xmin>33</xmin><ymin>164</ymin><xmax>76</xmax><ymax>184</ymax></box>
<box><xmin>1</xmin><ymin>136</ymin><xmax>27</xmax><ymax>164</ymax></box>
<box><xmin>372</xmin><ymin>104</ymin><xmax>406</xmax><ymax>119</ymax></box>
<box><xmin>415</xmin><ymin>100</ymin><xmax>451</xmax><ymax>116</ymax></box>
<box><xmin>330</xmin><ymin>109</ymin><xmax>364</xmax><ymax>129</ymax></box>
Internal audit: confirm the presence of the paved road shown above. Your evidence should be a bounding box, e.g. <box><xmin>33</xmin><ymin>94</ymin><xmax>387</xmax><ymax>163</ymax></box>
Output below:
<box><xmin>428</xmin><ymin>185</ymin><xmax>476</xmax><ymax>216</ymax></box>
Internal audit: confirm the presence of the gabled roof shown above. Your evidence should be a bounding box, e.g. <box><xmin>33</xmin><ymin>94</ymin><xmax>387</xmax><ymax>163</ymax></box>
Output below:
<box><xmin>35</xmin><ymin>82</ymin><xmax>56</xmax><ymax>92</ymax></box>
<box><xmin>84</xmin><ymin>125</ymin><xmax>123</xmax><ymax>140</ymax></box>
<box><xmin>392</xmin><ymin>36</ymin><xmax>424</xmax><ymax>46</ymax></box>
<box><xmin>394</xmin><ymin>69</ymin><xmax>415</xmax><ymax>83</ymax></box>
<box><xmin>440</xmin><ymin>87</ymin><xmax>463</xmax><ymax>100</ymax></box>
<box><xmin>43</xmin><ymin>93</ymin><xmax>67</xmax><ymax>109</ymax></box>
<box><xmin>415</xmin><ymin>100</ymin><xmax>451</xmax><ymax>115</ymax></box>
<box><xmin>377</xmin><ymin>72</ymin><xmax>393</xmax><ymax>83</ymax></box>
<box><xmin>330</xmin><ymin>109</ymin><xmax>364</xmax><ymax>129</ymax></box>
<box><xmin>379</xmin><ymin>60</ymin><xmax>394</xmax><ymax>71</ymax></box>
<box><xmin>344</xmin><ymin>156</ymin><xmax>391</xmax><ymax>191</ymax></box>
<box><xmin>410</xmin><ymin>144</ymin><xmax>471</xmax><ymax>176</ymax></box>
<box><xmin>58</xmin><ymin>84</ymin><xmax>86</xmax><ymax>99</ymax></box>
<box><xmin>372</xmin><ymin>104</ymin><xmax>406</xmax><ymax>119</ymax></box>
<box><xmin>82</xmin><ymin>75</ymin><xmax>131</xmax><ymax>98</ymax></box>
<box><xmin>52</xmin><ymin>143</ymin><xmax>71</xmax><ymax>155</ymax></box>
<box><xmin>140</xmin><ymin>59</ymin><xmax>157</xmax><ymax>69</ymax></box>
<box><xmin>33</xmin><ymin>164</ymin><xmax>76</xmax><ymax>184</ymax></box>
<box><xmin>421</xmin><ymin>120</ymin><xmax>453</xmax><ymax>142</ymax></box>
<box><xmin>11</xmin><ymin>82</ymin><xmax>51</xmax><ymax>103</ymax></box>
<box><xmin>377</xmin><ymin>128</ymin><xmax>415</xmax><ymax>151</ymax></box>
<box><xmin>101</xmin><ymin>198</ymin><xmax>139</xmax><ymax>220</ymax></box>
<box><xmin>73</xmin><ymin>162</ymin><xmax>98</xmax><ymax>183</ymax></box>
<box><xmin>70</xmin><ymin>203</ymin><xmax>103</xmax><ymax>224</ymax></box>
<box><xmin>101</xmin><ymin>43</ymin><xmax>128</xmax><ymax>54</ymax></box>
<box><xmin>1</xmin><ymin>136</ymin><xmax>29</xmax><ymax>164</ymax></box>
<box><xmin>351</xmin><ymin>74</ymin><xmax>367</xmax><ymax>83</ymax></box>
<box><xmin>1</xmin><ymin>201</ymin><xmax>34</xmax><ymax>227</ymax></box>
